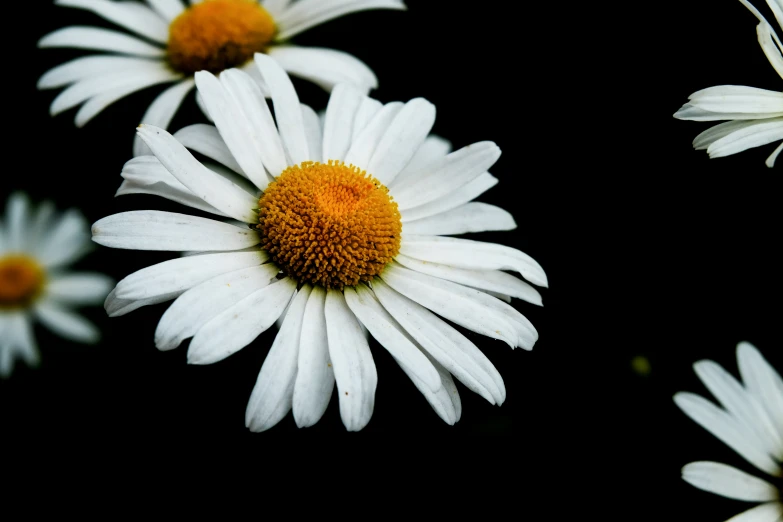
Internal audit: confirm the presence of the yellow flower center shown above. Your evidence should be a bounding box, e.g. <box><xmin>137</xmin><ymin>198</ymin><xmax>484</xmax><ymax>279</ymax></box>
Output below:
<box><xmin>167</xmin><ymin>0</ymin><xmax>276</xmax><ymax>75</ymax></box>
<box><xmin>258</xmin><ymin>161</ymin><xmax>402</xmax><ymax>290</ymax></box>
<box><xmin>0</xmin><ymin>255</ymin><xmax>45</xmax><ymax>309</ymax></box>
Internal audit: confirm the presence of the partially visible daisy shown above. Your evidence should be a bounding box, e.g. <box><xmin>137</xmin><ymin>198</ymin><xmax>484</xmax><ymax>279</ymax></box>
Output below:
<box><xmin>674</xmin><ymin>342</ymin><xmax>783</xmax><ymax>521</ymax></box>
<box><xmin>38</xmin><ymin>0</ymin><xmax>405</xmax><ymax>155</ymax></box>
<box><xmin>0</xmin><ymin>193</ymin><xmax>113</xmax><ymax>377</ymax></box>
<box><xmin>674</xmin><ymin>0</ymin><xmax>783</xmax><ymax>167</ymax></box>
<box><xmin>93</xmin><ymin>55</ymin><xmax>547</xmax><ymax>432</ymax></box>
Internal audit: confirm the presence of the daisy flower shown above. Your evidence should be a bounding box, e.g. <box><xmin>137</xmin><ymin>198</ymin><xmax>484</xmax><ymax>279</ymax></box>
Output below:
<box><xmin>92</xmin><ymin>55</ymin><xmax>547</xmax><ymax>432</ymax></box>
<box><xmin>674</xmin><ymin>0</ymin><xmax>783</xmax><ymax>168</ymax></box>
<box><xmin>38</xmin><ymin>0</ymin><xmax>406</xmax><ymax>156</ymax></box>
<box><xmin>674</xmin><ymin>342</ymin><xmax>783</xmax><ymax>521</ymax></box>
<box><xmin>0</xmin><ymin>193</ymin><xmax>113</xmax><ymax>377</ymax></box>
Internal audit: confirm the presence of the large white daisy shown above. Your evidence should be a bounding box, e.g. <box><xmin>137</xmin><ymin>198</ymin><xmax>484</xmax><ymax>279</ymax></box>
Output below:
<box><xmin>0</xmin><ymin>193</ymin><xmax>113</xmax><ymax>377</ymax></box>
<box><xmin>675</xmin><ymin>342</ymin><xmax>783</xmax><ymax>521</ymax></box>
<box><xmin>92</xmin><ymin>54</ymin><xmax>547</xmax><ymax>432</ymax></box>
<box><xmin>674</xmin><ymin>0</ymin><xmax>783</xmax><ymax>168</ymax></box>
<box><xmin>38</xmin><ymin>0</ymin><xmax>405</xmax><ymax>156</ymax></box>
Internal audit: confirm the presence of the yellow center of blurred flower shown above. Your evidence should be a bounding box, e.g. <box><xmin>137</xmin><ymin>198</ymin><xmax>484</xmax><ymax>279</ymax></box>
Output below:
<box><xmin>0</xmin><ymin>255</ymin><xmax>45</xmax><ymax>309</ymax></box>
<box><xmin>257</xmin><ymin>161</ymin><xmax>402</xmax><ymax>290</ymax></box>
<box><xmin>167</xmin><ymin>0</ymin><xmax>276</xmax><ymax>75</ymax></box>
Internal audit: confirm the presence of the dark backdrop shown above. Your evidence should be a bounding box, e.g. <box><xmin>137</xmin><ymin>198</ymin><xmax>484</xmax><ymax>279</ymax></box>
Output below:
<box><xmin>1</xmin><ymin>0</ymin><xmax>781</xmax><ymax>517</ymax></box>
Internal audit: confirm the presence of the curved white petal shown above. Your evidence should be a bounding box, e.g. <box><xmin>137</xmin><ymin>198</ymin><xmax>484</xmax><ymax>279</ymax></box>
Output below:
<box><xmin>324</xmin><ymin>289</ymin><xmax>377</xmax><ymax>431</ymax></box>
<box><xmin>187</xmin><ymin>277</ymin><xmax>296</xmax><ymax>365</ymax></box>
<box><xmin>674</xmin><ymin>103</ymin><xmax>783</xmax><ymax>121</ymax></box>
<box><xmin>707</xmin><ymin>120</ymin><xmax>783</xmax><ymax>158</ymax></box>
<box><xmin>300</xmin><ymin>103</ymin><xmax>323</xmax><ymax>164</ymax></box>
<box><xmin>344</xmin><ymin>102</ymin><xmax>403</xmax><ymax>168</ymax></box>
<box><xmin>133</xmin><ymin>79</ymin><xmax>196</xmax><ymax>156</ymax></box>
<box><xmin>0</xmin><ymin>314</ymin><xmax>39</xmax><ymax>376</ymax></box>
<box><xmin>400</xmin><ymin>173</ymin><xmax>497</xmax><ymax>223</ymax></box>
<box><xmin>4</xmin><ymin>192</ymin><xmax>28</xmax><ymax>252</ymax></box>
<box><xmin>92</xmin><ymin>211</ymin><xmax>260</xmax><ymax>251</ymax></box>
<box><xmin>75</xmin><ymin>74</ymin><xmax>181</xmax><ymax>127</ymax></box>
<box><xmin>725</xmin><ymin>502</ymin><xmax>783</xmax><ymax>522</ymax></box>
<box><xmin>693</xmin><ymin>120</ymin><xmax>770</xmax><ymax>150</ymax></box>
<box><xmin>104</xmin><ymin>287</ymin><xmax>180</xmax><ymax>317</ymax></box>
<box><xmin>46</xmin><ymin>273</ymin><xmax>114</xmax><ymax>306</ymax></box>
<box><xmin>737</xmin><ymin>342</ymin><xmax>783</xmax><ymax>447</ymax></box>
<box><xmin>38</xmin><ymin>56</ymin><xmax>166</xmax><ymax>90</ymax></box>
<box><xmin>352</xmin><ymin>97</ymin><xmax>383</xmax><ymax>142</ymax></box>
<box><xmin>35</xmin><ymin>299</ymin><xmax>99</xmax><ymax>344</ymax></box>
<box><xmin>146</xmin><ymin>0</ymin><xmax>186</xmax><ymax>21</ymax></box>
<box><xmin>55</xmin><ymin>0</ymin><xmax>169</xmax><ymax>43</ymax></box>
<box><xmin>407</xmin><ymin>352</ymin><xmax>461</xmax><ymax>425</ymax></box>
<box><xmin>682</xmin><ymin>461</ymin><xmax>779</xmax><ymax>502</ymax></box>
<box><xmin>390</xmin><ymin>135</ymin><xmax>452</xmax><ymax>189</ymax></box>
<box><xmin>276</xmin><ymin>0</ymin><xmax>406</xmax><ymax>40</ymax></box>
<box><xmin>37</xmin><ymin>209</ymin><xmax>92</xmax><ymax>268</ymax></box>
<box><xmin>321</xmin><ymin>83</ymin><xmax>364</xmax><ymax>162</ymax></box>
<box><xmin>268</xmin><ymin>46</ymin><xmax>377</xmax><ymax>94</ymax></box>
<box><xmin>683</xmin><ymin>85</ymin><xmax>783</xmax><ymax>114</ymax></box>
<box><xmin>766</xmin><ymin>140</ymin><xmax>783</xmax><ymax>166</ymax></box>
<box><xmin>173</xmin><ymin>124</ymin><xmax>245</xmax><ymax>175</ymax></box>
<box><xmin>38</xmin><ymin>26</ymin><xmax>166</xmax><ymax>57</ymax></box>
<box><xmin>402</xmin><ymin>202</ymin><xmax>516</xmax><ymax>236</ymax></box>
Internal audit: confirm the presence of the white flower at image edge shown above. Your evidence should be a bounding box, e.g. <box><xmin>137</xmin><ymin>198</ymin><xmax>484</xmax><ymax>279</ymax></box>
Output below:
<box><xmin>0</xmin><ymin>193</ymin><xmax>113</xmax><ymax>377</ymax></box>
<box><xmin>38</xmin><ymin>0</ymin><xmax>405</xmax><ymax>155</ymax></box>
<box><xmin>674</xmin><ymin>0</ymin><xmax>783</xmax><ymax>167</ymax></box>
<box><xmin>92</xmin><ymin>54</ymin><xmax>548</xmax><ymax>432</ymax></box>
<box><xmin>675</xmin><ymin>342</ymin><xmax>783</xmax><ymax>522</ymax></box>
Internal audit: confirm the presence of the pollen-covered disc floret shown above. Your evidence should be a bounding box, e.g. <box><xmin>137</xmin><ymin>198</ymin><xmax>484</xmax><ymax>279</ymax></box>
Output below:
<box><xmin>168</xmin><ymin>0</ymin><xmax>276</xmax><ymax>75</ymax></box>
<box><xmin>0</xmin><ymin>255</ymin><xmax>45</xmax><ymax>310</ymax></box>
<box><xmin>258</xmin><ymin>161</ymin><xmax>402</xmax><ymax>290</ymax></box>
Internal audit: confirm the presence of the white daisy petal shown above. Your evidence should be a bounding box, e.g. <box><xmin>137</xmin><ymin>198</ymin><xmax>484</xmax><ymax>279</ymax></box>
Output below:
<box><xmin>725</xmin><ymin>502</ymin><xmax>783</xmax><ymax>522</ymax></box>
<box><xmin>5</xmin><ymin>192</ymin><xmax>28</xmax><ymax>252</ymax></box>
<box><xmin>245</xmin><ymin>285</ymin><xmax>311</xmax><ymax>432</ymax></box>
<box><xmin>410</xmin><ymin>352</ymin><xmax>461</xmax><ymax>425</ymax></box>
<box><xmin>344</xmin><ymin>101</ymin><xmax>403</xmax><ymax>168</ymax></box>
<box><xmin>395</xmin><ymin>253</ymin><xmax>542</xmax><ymax>306</ymax></box>
<box><xmin>400</xmin><ymin>235</ymin><xmax>549</xmax><ymax>288</ymax></box>
<box><xmin>275</xmin><ymin>0</ymin><xmax>406</xmax><ymax>40</ymax></box>
<box><xmin>262</xmin><ymin>0</ymin><xmax>292</xmax><ymax>18</ymax></box>
<box><xmin>692</xmin><ymin>120</ymin><xmax>770</xmax><ymax>150</ymax></box>
<box><xmin>268</xmin><ymin>46</ymin><xmax>377</xmax><ymax>94</ymax></box>
<box><xmin>26</xmin><ymin>201</ymin><xmax>56</xmax><ymax>253</ymax></box>
<box><xmin>0</xmin><ymin>314</ymin><xmax>39</xmax><ymax>373</ymax></box>
<box><xmin>683</xmin><ymin>86</ymin><xmax>783</xmax><ymax>114</ymax></box>
<box><xmin>674</xmin><ymin>392</ymin><xmax>782</xmax><ymax>477</ymax></box>
<box><xmin>674</xmin><ymin>103</ymin><xmax>783</xmax><ymax>121</ymax></box>
<box><xmin>392</xmin><ymin>142</ymin><xmax>501</xmax><ymax>210</ymax></box>
<box><xmin>390</xmin><ymin>135</ymin><xmax>452</xmax><ymax>189</ymax></box>
<box><xmin>104</xmin><ymin>287</ymin><xmax>181</xmax><ymax>317</ymax></box>
<box><xmin>766</xmin><ymin>140</ymin><xmax>783</xmax><ymax>166</ymax></box>
<box><xmin>368</xmin><ymin>98</ymin><xmax>436</xmax><ymax>186</ymax></box>
<box><xmin>91</xmin><ymin>211</ymin><xmax>260</xmax><ymax>251</ymax></box>
<box><xmin>187</xmin><ymin>277</ymin><xmax>296</xmax><ymax>365</ymax></box>
<box><xmin>707</xmin><ymin>120</ymin><xmax>783</xmax><ymax>158</ymax></box>
<box><xmin>400</xmin><ymin>173</ymin><xmax>498</xmax><ymax>223</ymax></box>
<box><xmin>352</xmin><ymin>97</ymin><xmax>383</xmax><ymax>142</ymax></box>
<box><xmin>345</xmin><ymin>285</ymin><xmax>441</xmax><ymax>392</ymax></box>
<box><xmin>35</xmin><ymin>299</ymin><xmax>100</xmax><ymax>344</ymax></box>
<box><xmin>155</xmin><ymin>263</ymin><xmax>279</xmax><ymax>351</ymax></box>
<box><xmin>682</xmin><ymin>461</ymin><xmax>779</xmax><ymax>502</ymax></box>
<box><xmin>300</xmin><ymin>103</ymin><xmax>323</xmax><ymax>164</ymax></box>
<box><xmin>74</xmin><ymin>75</ymin><xmax>181</xmax><ymax>127</ymax></box>
<box><xmin>114</xmin><ymin>250</ymin><xmax>268</xmax><ymax>301</ymax></box>
<box><xmin>293</xmin><ymin>285</ymin><xmax>335</xmax><ymax>428</ymax></box>
<box><xmin>173</xmin><ymin>124</ymin><xmax>245</xmax><ymax>176</ymax></box>
<box><xmin>194</xmin><ymin>71</ymin><xmax>274</xmax><ymax>190</ymax></box>
<box><xmin>133</xmin><ymin>79</ymin><xmax>196</xmax><ymax>156</ymax></box>
<box><xmin>254</xmin><ymin>53</ymin><xmax>310</xmax><ymax>164</ymax></box>
<box><xmin>402</xmin><ymin>202</ymin><xmax>516</xmax><ymax>236</ymax></box>
<box><xmin>38</xmin><ymin>56</ymin><xmax>166</xmax><ymax>90</ymax></box>
<box><xmin>0</xmin><ymin>317</ymin><xmax>14</xmax><ymax>378</ymax></box>
<box><xmin>137</xmin><ymin>125</ymin><xmax>259</xmax><ymax>222</ymax></box>
<box><xmin>217</xmin><ymin>68</ymin><xmax>289</xmax><ymax>178</ymax></box>
<box><xmin>380</xmin><ymin>263</ymin><xmax>537</xmax><ymax>349</ymax></box>
<box><xmin>55</xmin><ymin>0</ymin><xmax>169</xmax><ymax>43</ymax></box>
<box><xmin>46</xmin><ymin>273</ymin><xmax>114</xmax><ymax>306</ymax></box>
<box><xmin>38</xmin><ymin>26</ymin><xmax>166</xmax><ymax>57</ymax></box>
<box><xmin>324</xmin><ymin>289</ymin><xmax>377</xmax><ymax>432</ymax></box>
<box><xmin>755</xmin><ymin>15</ymin><xmax>783</xmax><ymax>80</ymax></box>
<box><xmin>738</xmin><ymin>342</ymin><xmax>783</xmax><ymax>445</ymax></box>
<box><xmin>373</xmin><ymin>277</ymin><xmax>505</xmax><ymax>405</ymax></box>
<box><xmin>322</xmin><ymin>83</ymin><xmax>364</xmax><ymax>162</ymax></box>
<box><xmin>37</xmin><ymin>209</ymin><xmax>92</xmax><ymax>268</ymax></box>
<box><xmin>146</xmin><ymin>0</ymin><xmax>186</xmax><ymax>22</ymax></box>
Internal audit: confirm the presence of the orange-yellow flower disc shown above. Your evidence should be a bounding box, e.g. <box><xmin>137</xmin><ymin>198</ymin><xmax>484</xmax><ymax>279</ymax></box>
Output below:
<box><xmin>167</xmin><ymin>0</ymin><xmax>276</xmax><ymax>75</ymax></box>
<box><xmin>258</xmin><ymin>161</ymin><xmax>402</xmax><ymax>290</ymax></box>
<box><xmin>0</xmin><ymin>255</ymin><xmax>45</xmax><ymax>309</ymax></box>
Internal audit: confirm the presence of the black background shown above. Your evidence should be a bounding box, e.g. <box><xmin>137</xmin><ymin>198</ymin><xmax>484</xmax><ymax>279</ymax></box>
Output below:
<box><xmin>2</xmin><ymin>0</ymin><xmax>781</xmax><ymax>516</ymax></box>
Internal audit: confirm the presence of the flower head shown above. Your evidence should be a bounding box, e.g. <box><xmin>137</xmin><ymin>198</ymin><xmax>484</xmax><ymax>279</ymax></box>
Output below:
<box><xmin>93</xmin><ymin>56</ymin><xmax>547</xmax><ymax>431</ymax></box>
<box><xmin>675</xmin><ymin>342</ymin><xmax>783</xmax><ymax>520</ymax></box>
<box><xmin>0</xmin><ymin>193</ymin><xmax>113</xmax><ymax>377</ymax></box>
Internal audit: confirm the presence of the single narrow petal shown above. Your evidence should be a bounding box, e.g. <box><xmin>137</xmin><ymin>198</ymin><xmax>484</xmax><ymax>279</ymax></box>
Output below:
<box><xmin>380</xmin><ymin>263</ymin><xmax>537</xmax><ymax>349</ymax></box>
<box><xmin>146</xmin><ymin>0</ymin><xmax>186</xmax><ymax>21</ymax></box>
<box><xmin>254</xmin><ymin>54</ymin><xmax>310</xmax><ymax>165</ymax></box>
<box><xmin>0</xmin><ymin>314</ymin><xmax>39</xmax><ymax>374</ymax></box>
<box><xmin>400</xmin><ymin>235</ymin><xmax>548</xmax><ymax>288</ymax></box>
<box><xmin>392</xmin><ymin>142</ymin><xmax>501</xmax><ymax>210</ymax></box>
<box><xmin>390</xmin><ymin>135</ymin><xmax>451</xmax><ymax>189</ymax></box>
<box><xmin>322</xmin><ymin>83</ymin><xmax>364</xmax><ymax>162</ymax></box>
<box><xmin>684</xmin><ymin>85</ymin><xmax>783</xmax><ymax>114</ymax></box>
<box><xmin>766</xmin><ymin>140</ymin><xmax>783</xmax><ymax>166</ymax></box>
<box><xmin>74</xmin><ymin>75</ymin><xmax>181</xmax><ymax>127</ymax></box>
<box><xmin>737</xmin><ymin>342</ymin><xmax>783</xmax><ymax>446</ymax></box>
<box><xmin>137</xmin><ymin>125</ymin><xmax>258</xmax><ymax>222</ymax></box>
<box><xmin>173</xmin><ymin>124</ymin><xmax>245</xmax><ymax>175</ymax></box>
<box><xmin>38</xmin><ymin>55</ymin><xmax>166</xmax><ymax>90</ymax></box>
<box><xmin>26</xmin><ymin>201</ymin><xmax>56</xmax><ymax>252</ymax></box>
<box><xmin>402</xmin><ymin>202</ymin><xmax>516</xmax><ymax>236</ymax></box>
<box><xmin>725</xmin><ymin>502</ymin><xmax>783</xmax><ymax>522</ymax></box>
<box><xmin>344</xmin><ymin>285</ymin><xmax>442</xmax><ymax>392</ymax></box>
<box><xmin>300</xmin><ymin>104</ymin><xmax>323</xmax><ymax>164</ymax></box>
<box><xmin>275</xmin><ymin>0</ymin><xmax>406</xmax><ymax>40</ymax></box>
<box><xmin>268</xmin><ymin>46</ymin><xmax>377</xmax><ymax>94</ymax></box>
<box><xmin>55</xmin><ymin>0</ymin><xmax>169</xmax><ymax>43</ymax></box>
<box><xmin>293</xmin><ymin>286</ymin><xmax>335</xmax><ymax>428</ymax></box>
<box><xmin>114</xmin><ymin>250</ymin><xmax>268</xmax><ymax>300</ymax></box>
<box><xmin>37</xmin><ymin>209</ymin><xmax>92</xmax><ymax>268</ymax></box>
<box><xmin>38</xmin><ymin>27</ymin><xmax>166</xmax><ymax>57</ymax></box>
<box><xmin>133</xmin><ymin>79</ymin><xmax>196</xmax><ymax>156</ymax></box>
<box><xmin>104</xmin><ymin>288</ymin><xmax>181</xmax><ymax>317</ymax></box>
<box><xmin>674</xmin><ymin>392</ymin><xmax>782</xmax><ymax>477</ymax></box>
<box><xmin>245</xmin><ymin>286</ymin><xmax>312</xmax><ymax>432</ymax></box>
<box><xmin>395</xmin><ymin>254</ymin><xmax>542</xmax><ymax>306</ymax></box>
<box><xmin>368</xmin><ymin>98</ymin><xmax>436</xmax><ymax>185</ymax></box>
<box><xmin>373</xmin><ymin>278</ymin><xmax>505</xmax><ymax>405</ymax></box>
<box><xmin>674</xmin><ymin>102</ymin><xmax>783</xmax><ymax>121</ymax></box>
<box><xmin>155</xmin><ymin>263</ymin><xmax>279</xmax><ymax>350</ymax></box>
<box><xmin>400</xmin><ymin>173</ymin><xmax>498</xmax><ymax>222</ymax></box>
<box><xmin>682</xmin><ymin>461</ymin><xmax>779</xmax><ymax>502</ymax></box>
<box><xmin>707</xmin><ymin>120</ymin><xmax>783</xmax><ymax>158</ymax></box>
<box><xmin>35</xmin><ymin>300</ymin><xmax>100</xmax><ymax>344</ymax></box>
<box><xmin>5</xmin><ymin>192</ymin><xmax>28</xmax><ymax>252</ymax></box>
<box><xmin>405</xmin><ymin>351</ymin><xmax>461</xmax><ymax>425</ymax></box>
<box><xmin>187</xmin><ymin>277</ymin><xmax>296</xmax><ymax>365</ymax></box>
<box><xmin>324</xmin><ymin>289</ymin><xmax>377</xmax><ymax>431</ymax></box>
<box><xmin>692</xmin><ymin>120</ymin><xmax>768</xmax><ymax>150</ymax></box>
<box><xmin>344</xmin><ymin>102</ymin><xmax>403</xmax><ymax>168</ymax></box>
<box><xmin>92</xmin><ymin>211</ymin><xmax>260</xmax><ymax>251</ymax></box>
<box><xmin>352</xmin><ymin>97</ymin><xmax>383</xmax><ymax>142</ymax></box>
<box><xmin>46</xmin><ymin>273</ymin><xmax>114</xmax><ymax>306</ymax></box>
